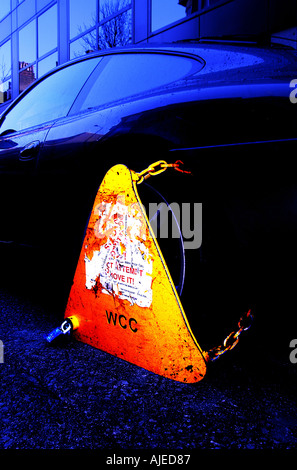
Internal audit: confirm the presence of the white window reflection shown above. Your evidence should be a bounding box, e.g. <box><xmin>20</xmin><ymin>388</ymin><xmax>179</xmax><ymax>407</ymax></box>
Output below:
<box><xmin>38</xmin><ymin>5</ymin><xmax>58</xmax><ymax>58</ymax></box>
<box><xmin>0</xmin><ymin>79</ymin><xmax>11</xmax><ymax>104</ymax></box>
<box><xmin>19</xmin><ymin>20</ymin><xmax>36</xmax><ymax>67</ymax></box>
<box><xmin>69</xmin><ymin>0</ymin><xmax>96</xmax><ymax>39</ymax></box>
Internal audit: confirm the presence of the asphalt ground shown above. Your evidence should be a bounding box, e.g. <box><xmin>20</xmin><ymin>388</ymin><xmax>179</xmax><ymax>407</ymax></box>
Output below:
<box><xmin>0</xmin><ymin>244</ymin><xmax>297</xmax><ymax>465</ymax></box>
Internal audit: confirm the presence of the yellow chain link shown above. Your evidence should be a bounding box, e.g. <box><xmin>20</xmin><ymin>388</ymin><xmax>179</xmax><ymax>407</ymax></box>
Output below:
<box><xmin>133</xmin><ymin>159</ymin><xmax>253</xmax><ymax>364</ymax></box>
<box><xmin>134</xmin><ymin>160</ymin><xmax>191</xmax><ymax>184</ymax></box>
<box><xmin>205</xmin><ymin>309</ymin><xmax>253</xmax><ymax>362</ymax></box>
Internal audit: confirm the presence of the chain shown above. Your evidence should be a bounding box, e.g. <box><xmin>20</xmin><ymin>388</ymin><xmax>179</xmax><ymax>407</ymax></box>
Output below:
<box><xmin>205</xmin><ymin>309</ymin><xmax>254</xmax><ymax>362</ymax></box>
<box><xmin>134</xmin><ymin>160</ymin><xmax>191</xmax><ymax>184</ymax></box>
<box><xmin>134</xmin><ymin>160</ymin><xmax>253</xmax><ymax>363</ymax></box>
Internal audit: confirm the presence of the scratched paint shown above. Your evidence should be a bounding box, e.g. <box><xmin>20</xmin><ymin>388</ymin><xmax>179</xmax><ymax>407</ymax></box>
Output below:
<box><xmin>85</xmin><ymin>197</ymin><xmax>153</xmax><ymax>308</ymax></box>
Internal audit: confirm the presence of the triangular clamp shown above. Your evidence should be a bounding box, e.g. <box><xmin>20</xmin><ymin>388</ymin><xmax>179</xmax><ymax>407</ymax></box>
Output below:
<box><xmin>64</xmin><ymin>164</ymin><xmax>207</xmax><ymax>383</ymax></box>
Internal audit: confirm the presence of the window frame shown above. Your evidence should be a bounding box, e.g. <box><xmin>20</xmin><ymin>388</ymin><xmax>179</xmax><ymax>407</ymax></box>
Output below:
<box><xmin>37</xmin><ymin>4</ymin><xmax>58</xmax><ymax>63</ymax></box>
<box><xmin>68</xmin><ymin>49</ymin><xmax>205</xmax><ymax>116</ymax></box>
<box><xmin>0</xmin><ymin>49</ymin><xmax>205</xmax><ymax>136</ymax></box>
<box><xmin>18</xmin><ymin>3</ymin><xmax>59</xmax><ymax>94</ymax></box>
<box><xmin>69</xmin><ymin>1</ymin><xmax>132</xmax><ymax>59</ymax></box>
<box><xmin>0</xmin><ymin>38</ymin><xmax>12</xmax><ymax>105</ymax></box>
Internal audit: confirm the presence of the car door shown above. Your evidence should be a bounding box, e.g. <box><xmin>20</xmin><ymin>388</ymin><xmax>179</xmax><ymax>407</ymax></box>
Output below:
<box><xmin>39</xmin><ymin>51</ymin><xmax>204</xmax><ymax>251</ymax></box>
<box><xmin>0</xmin><ymin>56</ymin><xmax>102</xmax><ymax>244</ymax></box>
<box><xmin>0</xmin><ymin>119</ymin><xmax>51</xmax><ymax>243</ymax></box>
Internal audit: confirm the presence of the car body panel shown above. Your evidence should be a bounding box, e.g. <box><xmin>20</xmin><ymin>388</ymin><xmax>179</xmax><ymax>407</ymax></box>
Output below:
<box><xmin>0</xmin><ymin>124</ymin><xmax>53</xmax><ymax>241</ymax></box>
<box><xmin>0</xmin><ymin>42</ymin><xmax>296</xmax><ymax>342</ymax></box>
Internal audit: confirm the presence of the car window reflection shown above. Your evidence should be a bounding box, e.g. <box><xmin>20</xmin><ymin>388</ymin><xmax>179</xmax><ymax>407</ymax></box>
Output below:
<box><xmin>0</xmin><ymin>57</ymin><xmax>102</xmax><ymax>134</ymax></box>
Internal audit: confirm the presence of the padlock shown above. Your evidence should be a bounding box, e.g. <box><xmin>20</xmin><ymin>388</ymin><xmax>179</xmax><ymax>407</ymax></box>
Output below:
<box><xmin>45</xmin><ymin>316</ymin><xmax>79</xmax><ymax>343</ymax></box>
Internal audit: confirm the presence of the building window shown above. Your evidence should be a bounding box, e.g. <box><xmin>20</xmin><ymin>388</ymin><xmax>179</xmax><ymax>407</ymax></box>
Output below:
<box><xmin>19</xmin><ymin>20</ymin><xmax>37</xmax><ymax>92</ymax></box>
<box><xmin>99</xmin><ymin>5</ymin><xmax>132</xmax><ymax>49</ymax></box>
<box><xmin>38</xmin><ymin>5</ymin><xmax>58</xmax><ymax>58</ymax></box>
<box><xmin>38</xmin><ymin>51</ymin><xmax>58</xmax><ymax>78</ymax></box>
<box><xmin>19</xmin><ymin>64</ymin><xmax>36</xmax><ymax>94</ymax></box>
<box><xmin>0</xmin><ymin>39</ymin><xmax>11</xmax><ymax>104</ymax></box>
<box><xmin>18</xmin><ymin>4</ymin><xmax>58</xmax><ymax>91</ymax></box>
<box><xmin>151</xmin><ymin>0</ymin><xmax>186</xmax><ymax>32</ymax></box>
<box><xmin>70</xmin><ymin>29</ymin><xmax>97</xmax><ymax>59</ymax></box>
<box><xmin>19</xmin><ymin>20</ymin><xmax>36</xmax><ymax>67</ymax></box>
<box><xmin>69</xmin><ymin>0</ymin><xmax>97</xmax><ymax>39</ymax></box>
<box><xmin>99</xmin><ymin>0</ymin><xmax>130</xmax><ymax>21</ymax></box>
<box><xmin>69</xmin><ymin>0</ymin><xmax>132</xmax><ymax>59</ymax></box>
<box><xmin>0</xmin><ymin>0</ymin><xmax>11</xmax><ymax>20</ymax></box>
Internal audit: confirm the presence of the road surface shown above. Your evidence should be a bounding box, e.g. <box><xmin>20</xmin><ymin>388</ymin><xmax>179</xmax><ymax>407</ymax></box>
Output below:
<box><xmin>0</xmin><ymin>244</ymin><xmax>296</xmax><ymax>464</ymax></box>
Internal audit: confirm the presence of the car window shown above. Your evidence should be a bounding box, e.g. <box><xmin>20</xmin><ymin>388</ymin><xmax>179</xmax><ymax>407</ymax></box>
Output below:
<box><xmin>0</xmin><ymin>57</ymin><xmax>102</xmax><ymax>134</ymax></box>
<box><xmin>70</xmin><ymin>52</ymin><xmax>202</xmax><ymax>113</ymax></box>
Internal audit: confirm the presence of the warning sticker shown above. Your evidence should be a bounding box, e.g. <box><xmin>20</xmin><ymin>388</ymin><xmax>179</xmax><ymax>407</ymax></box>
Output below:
<box><xmin>85</xmin><ymin>197</ymin><xmax>153</xmax><ymax>308</ymax></box>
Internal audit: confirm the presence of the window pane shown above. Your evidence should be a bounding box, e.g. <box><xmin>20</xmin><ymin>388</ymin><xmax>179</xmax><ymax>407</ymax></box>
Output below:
<box><xmin>69</xmin><ymin>0</ymin><xmax>96</xmax><ymax>39</ymax></box>
<box><xmin>19</xmin><ymin>64</ymin><xmax>36</xmax><ymax>93</ymax></box>
<box><xmin>19</xmin><ymin>20</ymin><xmax>36</xmax><ymax>66</ymax></box>
<box><xmin>70</xmin><ymin>30</ymin><xmax>97</xmax><ymax>59</ymax></box>
<box><xmin>0</xmin><ymin>40</ymin><xmax>11</xmax><ymax>81</ymax></box>
<box><xmin>0</xmin><ymin>0</ymin><xmax>10</xmax><ymax>20</ymax></box>
<box><xmin>2</xmin><ymin>57</ymin><xmax>101</xmax><ymax>132</ymax></box>
<box><xmin>99</xmin><ymin>8</ymin><xmax>131</xmax><ymax>49</ymax></box>
<box><xmin>38</xmin><ymin>5</ymin><xmax>57</xmax><ymax>57</ymax></box>
<box><xmin>38</xmin><ymin>51</ymin><xmax>58</xmax><ymax>77</ymax></box>
<box><xmin>151</xmin><ymin>0</ymin><xmax>186</xmax><ymax>32</ymax></box>
<box><xmin>99</xmin><ymin>0</ymin><xmax>131</xmax><ymax>20</ymax></box>
<box><xmin>74</xmin><ymin>53</ymin><xmax>201</xmax><ymax>112</ymax></box>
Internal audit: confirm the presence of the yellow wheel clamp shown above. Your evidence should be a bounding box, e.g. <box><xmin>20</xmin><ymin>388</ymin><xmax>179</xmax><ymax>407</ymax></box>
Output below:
<box><xmin>46</xmin><ymin>161</ymin><xmax>253</xmax><ymax>383</ymax></box>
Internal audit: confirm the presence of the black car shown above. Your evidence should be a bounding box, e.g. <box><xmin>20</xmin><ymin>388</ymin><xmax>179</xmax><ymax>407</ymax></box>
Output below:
<box><xmin>1</xmin><ymin>41</ymin><xmax>297</xmax><ymax>350</ymax></box>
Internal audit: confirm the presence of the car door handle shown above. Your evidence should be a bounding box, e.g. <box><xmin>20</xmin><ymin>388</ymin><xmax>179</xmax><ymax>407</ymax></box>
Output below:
<box><xmin>19</xmin><ymin>140</ymin><xmax>40</xmax><ymax>161</ymax></box>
